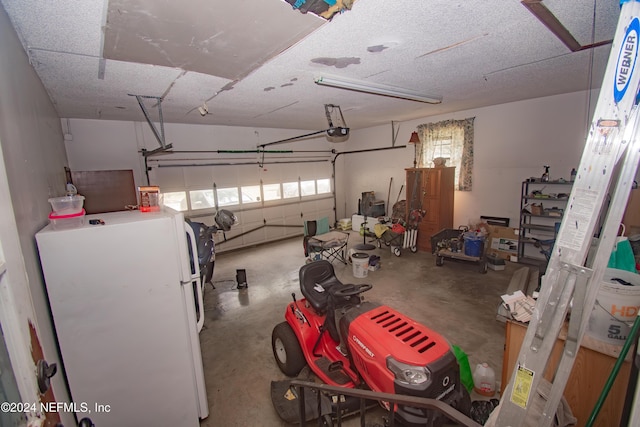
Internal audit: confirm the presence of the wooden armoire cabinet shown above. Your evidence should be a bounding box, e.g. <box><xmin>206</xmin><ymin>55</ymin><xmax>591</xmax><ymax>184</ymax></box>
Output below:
<box><xmin>405</xmin><ymin>167</ymin><xmax>455</xmax><ymax>252</ymax></box>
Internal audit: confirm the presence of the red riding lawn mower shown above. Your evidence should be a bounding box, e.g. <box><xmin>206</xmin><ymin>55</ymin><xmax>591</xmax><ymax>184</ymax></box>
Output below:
<box><xmin>270</xmin><ymin>260</ymin><xmax>472</xmax><ymax>426</ymax></box>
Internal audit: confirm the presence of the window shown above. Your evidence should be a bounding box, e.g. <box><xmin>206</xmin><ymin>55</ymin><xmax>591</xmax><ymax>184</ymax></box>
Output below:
<box><xmin>282</xmin><ymin>181</ymin><xmax>299</xmax><ymax>199</ymax></box>
<box><xmin>162</xmin><ymin>191</ymin><xmax>187</xmax><ymax>211</ymax></box>
<box><xmin>300</xmin><ymin>180</ymin><xmax>316</xmax><ymax>196</ymax></box>
<box><xmin>166</xmin><ymin>178</ymin><xmax>332</xmax><ymax>213</ymax></box>
<box><xmin>431</xmin><ymin>137</ymin><xmax>452</xmax><ymax>161</ymax></box>
<box><xmin>189</xmin><ymin>189</ymin><xmax>215</xmax><ymax>210</ymax></box>
<box><xmin>262</xmin><ymin>183</ymin><xmax>281</xmax><ymax>201</ymax></box>
<box><xmin>241</xmin><ymin>185</ymin><xmax>261</xmax><ymax>204</ymax></box>
<box><xmin>417</xmin><ymin>118</ymin><xmax>474</xmax><ymax>190</ymax></box>
<box><xmin>316</xmin><ymin>179</ymin><xmax>331</xmax><ymax>194</ymax></box>
<box><xmin>217</xmin><ymin>187</ymin><xmax>239</xmax><ymax>207</ymax></box>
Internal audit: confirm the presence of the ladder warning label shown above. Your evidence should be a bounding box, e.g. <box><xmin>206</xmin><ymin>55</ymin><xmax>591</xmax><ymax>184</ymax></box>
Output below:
<box><xmin>511</xmin><ymin>364</ymin><xmax>535</xmax><ymax>409</ymax></box>
<box><xmin>557</xmin><ymin>188</ymin><xmax>599</xmax><ymax>251</ymax></box>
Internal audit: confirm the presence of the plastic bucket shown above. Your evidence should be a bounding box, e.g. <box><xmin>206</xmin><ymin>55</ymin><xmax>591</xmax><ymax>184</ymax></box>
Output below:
<box><xmin>587</xmin><ymin>268</ymin><xmax>640</xmax><ymax>345</ymax></box>
<box><xmin>352</xmin><ymin>253</ymin><xmax>369</xmax><ymax>278</ymax></box>
<box><xmin>463</xmin><ymin>232</ymin><xmax>485</xmax><ymax>257</ymax></box>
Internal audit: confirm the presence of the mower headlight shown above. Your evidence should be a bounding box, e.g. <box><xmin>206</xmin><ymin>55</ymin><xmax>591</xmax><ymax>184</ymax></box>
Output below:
<box><xmin>387</xmin><ymin>357</ymin><xmax>430</xmax><ymax>385</ymax></box>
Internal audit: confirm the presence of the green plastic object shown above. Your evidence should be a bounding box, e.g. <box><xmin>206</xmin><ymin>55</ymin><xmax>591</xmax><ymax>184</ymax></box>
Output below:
<box><xmin>607</xmin><ymin>238</ymin><xmax>639</xmax><ymax>273</ymax></box>
<box><xmin>452</xmin><ymin>345</ymin><xmax>474</xmax><ymax>393</ymax></box>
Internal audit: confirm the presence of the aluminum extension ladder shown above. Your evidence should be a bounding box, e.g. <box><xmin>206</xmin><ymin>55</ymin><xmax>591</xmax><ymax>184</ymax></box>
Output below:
<box><xmin>496</xmin><ymin>1</ymin><xmax>640</xmax><ymax>425</ymax></box>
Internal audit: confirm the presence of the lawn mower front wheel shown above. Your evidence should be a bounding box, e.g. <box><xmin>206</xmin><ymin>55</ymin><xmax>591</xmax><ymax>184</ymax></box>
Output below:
<box><xmin>272</xmin><ymin>322</ymin><xmax>307</xmax><ymax>377</ymax></box>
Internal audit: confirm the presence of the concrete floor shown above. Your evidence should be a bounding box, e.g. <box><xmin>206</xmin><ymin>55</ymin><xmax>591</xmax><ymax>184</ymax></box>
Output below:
<box><xmin>198</xmin><ymin>234</ymin><xmax>521</xmax><ymax>426</ymax></box>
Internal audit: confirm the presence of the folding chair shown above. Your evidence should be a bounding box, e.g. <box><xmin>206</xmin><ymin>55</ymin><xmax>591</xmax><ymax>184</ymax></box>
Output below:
<box><xmin>303</xmin><ymin>217</ymin><xmax>349</xmax><ymax>264</ymax></box>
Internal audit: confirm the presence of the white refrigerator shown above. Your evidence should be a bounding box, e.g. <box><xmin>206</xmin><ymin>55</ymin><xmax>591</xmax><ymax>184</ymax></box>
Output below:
<box><xmin>36</xmin><ymin>208</ymin><xmax>208</xmax><ymax>426</ymax></box>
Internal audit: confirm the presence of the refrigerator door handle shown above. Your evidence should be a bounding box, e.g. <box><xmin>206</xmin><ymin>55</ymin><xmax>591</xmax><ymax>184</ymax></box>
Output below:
<box><xmin>184</xmin><ymin>223</ymin><xmax>205</xmax><ymax>333</ymax></box>
<box><xmin>194</xmin><ymin>277</ymin><xmax>205</xmax><ymax>333</ymax></box>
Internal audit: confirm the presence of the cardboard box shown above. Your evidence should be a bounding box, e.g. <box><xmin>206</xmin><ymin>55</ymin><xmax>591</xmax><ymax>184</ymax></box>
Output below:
<box><xmin>487</xmin><ymin>225</ymin><xmax>519</xmax><ymax>260</ymax></box>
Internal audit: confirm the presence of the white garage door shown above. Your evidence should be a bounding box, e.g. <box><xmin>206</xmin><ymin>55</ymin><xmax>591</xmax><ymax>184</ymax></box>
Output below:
<box><xmin>149</xmin><ymin>159</ymin><xmax>334</xmax><ymax>253</ymax></box>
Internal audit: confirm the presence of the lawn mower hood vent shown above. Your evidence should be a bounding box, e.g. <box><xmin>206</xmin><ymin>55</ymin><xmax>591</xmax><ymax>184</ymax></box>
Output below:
<box><xmin>362</xmin><ymin>306</ymin><xmax>451</xmax><ymax>364</ymax></box>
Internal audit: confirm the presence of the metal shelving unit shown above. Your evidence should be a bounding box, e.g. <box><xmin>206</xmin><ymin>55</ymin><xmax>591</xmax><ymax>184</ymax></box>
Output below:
<box><xmin>517</xmin><ymin>179</ymin><xmax>573</xmax><ymax>268</ymax></box>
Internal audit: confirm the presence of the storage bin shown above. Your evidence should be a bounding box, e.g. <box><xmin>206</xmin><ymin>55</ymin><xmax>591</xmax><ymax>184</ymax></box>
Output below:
<box><xmin>487</xmin><ymin>256</ymin><xmax>505</xmax><ymax>271</ymax></box>
<box><xmin>49</xmin><ymin>209</ymin><xmax>86</xmax><ymax>230</ymax></box>
<box><xmin>48</xmin><ymin>195</ymin><xmax>85</xmax><ymax>216</ymax></box>
<box><xmin>463</xmin><ymin>232</ymin><xmax>485</xmax><ymax>257</ymax></box>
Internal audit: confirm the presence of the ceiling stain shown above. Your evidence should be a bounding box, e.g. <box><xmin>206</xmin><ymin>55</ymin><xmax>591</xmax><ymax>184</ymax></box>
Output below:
<box><xmin>367</xmin><ymin>44</ymin><xmax>388</xmax><ymax>53</ymax></box>
<box><xmin>264</xmin><ymin>87</ymin><xmax>276</xmax><ymax>92</ymax></box>
<box><xmin>311</xmin><ymin>57</ymin><xmax>361</xmax><ymax>68</ymax></box>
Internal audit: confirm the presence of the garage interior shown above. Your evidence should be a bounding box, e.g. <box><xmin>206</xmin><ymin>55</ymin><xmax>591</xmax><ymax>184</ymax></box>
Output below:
<box><xmin>1</xmin><ymin>0</ymin><xmax>640</xmax><ymax>426</ymax></box>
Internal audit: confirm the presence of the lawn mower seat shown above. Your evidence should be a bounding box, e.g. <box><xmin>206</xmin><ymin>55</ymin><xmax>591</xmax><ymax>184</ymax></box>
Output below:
<box><xmin>299</xmin><ymin>260</ymin><xmax>343</xmax><ymax>313</ymax></box>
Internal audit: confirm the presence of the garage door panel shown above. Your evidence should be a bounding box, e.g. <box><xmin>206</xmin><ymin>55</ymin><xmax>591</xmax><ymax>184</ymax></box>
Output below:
<box><xmin>211</xmin><ymin>168</ymin><xmax>240</xmax><ymax>188</ymax></box>
<box><xmin>300</xmin><ymin>200</ymin><xmax>332</xmax><ymax>218</ymax></box>
<box><xmin>153</xmin><ymin>167</ymin><xmax>185</xmax><ymax>191</ymax></box>
<box><xmin>263</xmin><ymin>206</ymin><xmax>285</xmax><ymax>221</ymax></box>
<box><xmin>239</xmin><ymin>209</ymin><xmax>263</xmax><ymax>224</ymax></box>
<box><xmin>277</xmin><ymin>163</ymin><xmax>299</xmax><ymax>180</ymax></box>
<box><xmin>238</xmin><ymin>167</ymin><xmax>261</xmax><ymax>186</ymax></box>
<box><xmin>183</xmin><ymin>168</ymin><xmax>214</xmax><ymax>188</ymax></box>
<box><xmin>285</xmin><ymin>213</ymin><xmax>303</xmax><ymax>226</ymax></box>
<box><xmin>315</xmin><ymin>198</ymin><xmax>333</xmax><ymax>212</ymax></box>
<box><xmin>242</xmin><ymin>223</ymin><xmax>266</xmax><ymax>245</ymax></box>
<box><xmin>298</xmin><ymin>162</ymin><xmax>330</xmax><ymax>179</ymax></box>
<box><xmin>283</xmin><ymin>203</ymin><xmax>303</xmax><ymax>217</ymax></box>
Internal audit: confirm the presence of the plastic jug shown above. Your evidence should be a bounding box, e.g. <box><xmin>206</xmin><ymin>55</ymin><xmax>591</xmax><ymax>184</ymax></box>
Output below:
<box><xmin>473</xmin><ymin>363</ymin><xmax>496</xmax><ymax>397</ymax></box>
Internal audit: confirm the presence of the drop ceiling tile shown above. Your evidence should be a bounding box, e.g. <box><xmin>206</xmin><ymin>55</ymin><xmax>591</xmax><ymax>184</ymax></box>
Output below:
<box><xmin>103</xmin><ymin>0</ymin><xmax>324</xmax><ymax>80</ymax></box>
<box><xmin>1</xmin><ymin>0</ymin><xmax>105</xmax><ymax>56</ymax></box>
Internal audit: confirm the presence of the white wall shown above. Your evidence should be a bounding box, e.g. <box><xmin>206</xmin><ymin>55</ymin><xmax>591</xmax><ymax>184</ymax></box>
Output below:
<box><xmin>65</xmin><ymin>91</ymin><xmax>599</xmax><ymax>237</ymax></box>
<box><xmin>0</xmin><ymin>4</ymin><xmax>72</xmax><ymax>424</ymax></box>
<box><xmin>338</xmin><ymin>90</ymin><xmax>596</xmax><ymax>228</ymax></box>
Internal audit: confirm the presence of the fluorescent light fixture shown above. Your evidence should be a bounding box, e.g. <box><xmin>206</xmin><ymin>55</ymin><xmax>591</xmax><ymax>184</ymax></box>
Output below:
<box><xmin>314</xmin><ymin>76</ymin><xmax>442</xmax><ymax>104</ymax></box>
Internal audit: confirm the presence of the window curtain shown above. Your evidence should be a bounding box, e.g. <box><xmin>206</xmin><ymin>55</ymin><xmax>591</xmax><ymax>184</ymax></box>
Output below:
<box><xmin>416</xmin><ymin>117</ymin><xmax>474</xmax><ymax>191</ymax></box>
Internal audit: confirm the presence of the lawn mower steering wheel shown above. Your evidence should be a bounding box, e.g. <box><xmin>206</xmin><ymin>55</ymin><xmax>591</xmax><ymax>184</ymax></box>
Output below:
<box><xmin>333</xmin><ymin>283</ymin><xmax>373</xmax><ymax>298</ymax></box>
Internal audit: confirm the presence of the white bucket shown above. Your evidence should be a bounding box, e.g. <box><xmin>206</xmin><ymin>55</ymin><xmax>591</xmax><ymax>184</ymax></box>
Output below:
<box><xmin>587</xmin><ymin>268</ymin><xmax>640</xmax><ymax>345</ymax></box>
<box><xmin>352</xmin><ymin>253</ymin><xmax>369</xmax><ymax>278</ymax></box>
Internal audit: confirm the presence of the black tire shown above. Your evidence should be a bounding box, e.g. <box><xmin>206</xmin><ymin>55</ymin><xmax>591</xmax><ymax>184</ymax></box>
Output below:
<box><xmin>436</xmin><ymin>256</ymin><xmax>444</xmax><ymax>266</ymax></box>
<box><xmin>393</xmin><ymin>247</ymin><xmax>401</xmax><ymax>257</ymax></box>
<box><xmin>410</xmin><ymin>245</ymin><xmax>418</xmax><ymax>253</ymax></box>
<box><xmin>272</xmin><ymin>322</ymin><xmax>306</xmax><ymax>376</ymax></box>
